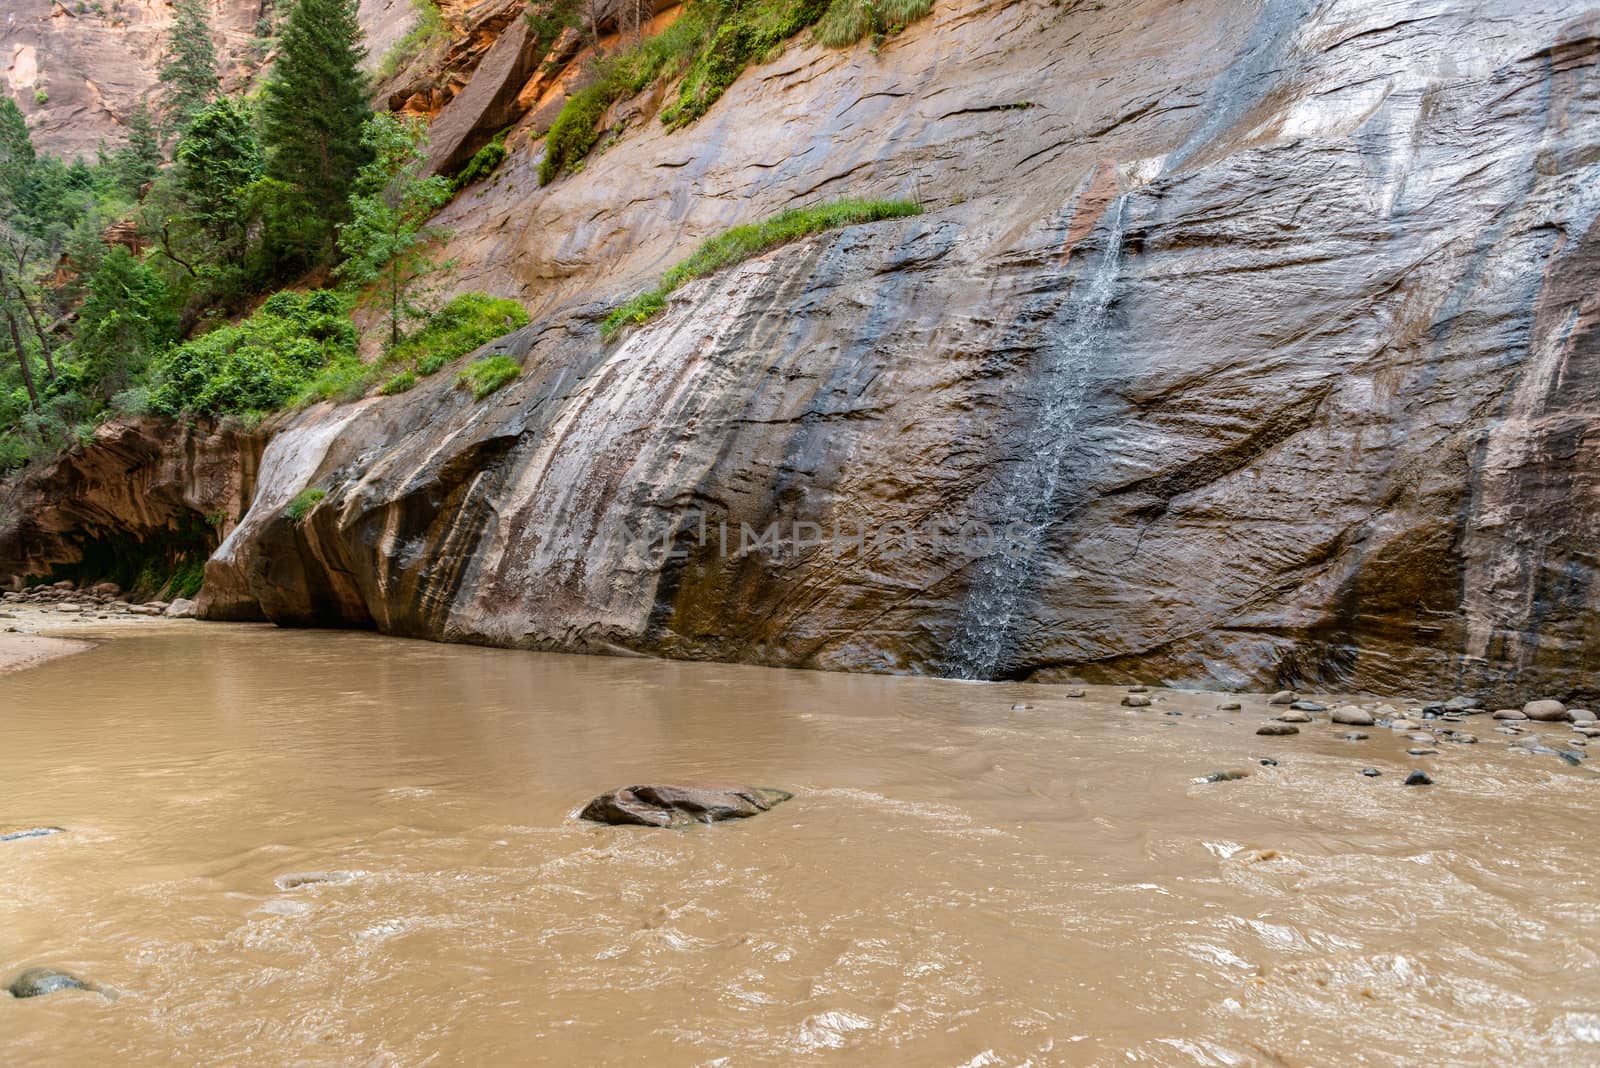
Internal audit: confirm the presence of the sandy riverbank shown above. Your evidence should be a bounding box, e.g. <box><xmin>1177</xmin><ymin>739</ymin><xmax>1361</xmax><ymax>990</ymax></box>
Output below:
<box><xmin>0</xmin><ymin>631</ymin><xmax>95</xmax><ymax>676</ymax></box>
<box><xmin>0</xmin><ymin>594</ymin><xmax>193</xmax><ymax>677</ymax></box>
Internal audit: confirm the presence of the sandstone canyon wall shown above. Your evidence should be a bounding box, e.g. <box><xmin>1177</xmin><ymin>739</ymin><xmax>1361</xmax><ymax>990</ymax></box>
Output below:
<box><xmin>0</xmin><ymin>0</ymin><xmax>417</xmax><ymax>158</ymax></box>
<box><xmin>5</xmin><ymin>0</ymin><xmax>1600</xmax><ymax>702</ymax></box>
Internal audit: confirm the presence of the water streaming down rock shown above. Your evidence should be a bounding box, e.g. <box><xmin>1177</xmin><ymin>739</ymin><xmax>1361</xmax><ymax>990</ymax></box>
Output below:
<box><xmin>949</xmin><ymin>195</ymin><xmax>1131</xmax><ymax>680</ymax></box>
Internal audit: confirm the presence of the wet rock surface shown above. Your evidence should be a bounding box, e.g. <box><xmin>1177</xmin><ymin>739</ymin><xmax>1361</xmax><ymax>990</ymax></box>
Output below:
<box><xmin>7</xmin><ymin>968</ymin><xmax>88</xmax><ymax>999</ymax></box>
<box><xmin>580</xmin><ymin>785</ymin><xmax>794</xmax><ymax>828</ymax></box>
<box><xmin>1</xmin><ymin>1</ymin><xmax>1598</xmax><ymax>700</ymax></box>
<box><xmin>0</xmin><ymin>826</ymin><xmax>64</xmax><ymax>842</ymax></box>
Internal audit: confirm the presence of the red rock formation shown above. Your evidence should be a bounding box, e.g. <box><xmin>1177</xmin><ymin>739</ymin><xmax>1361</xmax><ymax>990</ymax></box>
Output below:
<box><xmin>6</xmin><ymin>0</ymin><xmax>1600</xmax><ymax>706</ymax></box>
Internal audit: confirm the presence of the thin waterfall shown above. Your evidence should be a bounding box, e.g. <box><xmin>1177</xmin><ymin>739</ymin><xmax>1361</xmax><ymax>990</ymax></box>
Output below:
<box><xmin>949</xmin><ymin>196</ymin><xmax>1130</xmax><ymax>679</ymax></box>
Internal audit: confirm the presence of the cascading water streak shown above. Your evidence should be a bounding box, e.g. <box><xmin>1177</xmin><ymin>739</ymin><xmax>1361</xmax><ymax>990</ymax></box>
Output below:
<box><xmin>949</xmin><ymin>196</ymin><xmax>1130</xmax><ymax>679</ymax></box>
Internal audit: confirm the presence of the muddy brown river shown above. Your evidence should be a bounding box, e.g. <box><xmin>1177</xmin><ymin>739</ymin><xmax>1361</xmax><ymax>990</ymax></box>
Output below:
<box><xmin>2</xmin><ymin>624</ymin><xmax>1597</xmax><ymax>1065</ymax></box>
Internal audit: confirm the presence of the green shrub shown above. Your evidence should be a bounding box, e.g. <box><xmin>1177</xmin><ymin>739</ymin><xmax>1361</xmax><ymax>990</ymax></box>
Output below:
<box><xmin>163</xmin><ymin>557</ymin><xmax>206</xmax><ymax>599</ymax></box>
<box><xmin>536</xmin><ymin>0</ymin><xmax>933</xmax><ymax>182</ymax></box>
<box><xmin>150</xmin><ymin>290</ymin><xmax>357</xmax><ymax>416</ymax></box>
<box><xmin>390</xmin><ymin>292</ymin><xmax>529</xmax><ymax>370</ymax></box>
<box><xmin>297</xmin><ymin>354</ymin><xmax>378</xmax><ymax>404</ymax></box>
<box><xmin>602</xmin><ymin>197</ymin><xmax>922</xmax><ymax>337</ymax></box>
<box><xmin>456</xmin><ymin>355</ymin><xmax>521</xmax><ymax>399</ymax></box>
<box><xmin>540</xmin><ymin>6</ymin><xmax>713</xmax><ymax>183</ymax></box>
<box><xmin>380</xmin><ymin>369</ymin><xmax>417</xmax><ymax>395</ymax></box>
<box><xmin>661</xmin><ymin>0</ymin><xmax>828</xmax><ymax>129</ymax></box>
<box><xmin>452</xmin><ymin>131</ymin><xmax>508</xmax><ymax>192</ymax></box>
<box><xmin>814</xmin><ymin>0</ymin><xmax>932</xmax><ymax>47</ymax></box>
<box><xmin>377</xmin><ymin>0</ymin><xmax>448</xmax><ymax>80</ymax></box>
<box><xmin>284</xmin><ymin>487</ymin><xmax>327</xmax><ymax>520</ymax></box>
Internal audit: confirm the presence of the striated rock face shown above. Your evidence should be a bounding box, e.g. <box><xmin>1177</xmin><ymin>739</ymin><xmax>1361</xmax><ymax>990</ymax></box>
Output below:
<box><xmin>11</xmin><ymin>0</ymin><xmax>1600</xmax><ymax>703</ymax></box>
<box><xmin>0</xmin><ymin>418</ymin><xmax>260</xmax><ymax>590</ymax></box>
<box><xmin>0</xmin><ymin>0</ymin><xmax>414</xmax><ymax>158</ymax></box>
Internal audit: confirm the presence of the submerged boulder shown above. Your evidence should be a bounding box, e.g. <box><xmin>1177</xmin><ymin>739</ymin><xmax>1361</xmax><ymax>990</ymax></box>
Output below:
<box><xmin>580</xmin><ymin>784</ymin><xmax>793</xmax><ymax>828</ymax></box>
<box><xmin>8</xmin><ymin>967</ymin><xmax>88</xmax><ymax>998</ymax></box>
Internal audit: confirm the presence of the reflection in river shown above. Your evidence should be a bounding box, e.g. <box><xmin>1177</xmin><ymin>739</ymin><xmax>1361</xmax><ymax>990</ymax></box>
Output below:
<box><xmin>2</xmin><ymin>626</ymin><xmax>1597</xmax><ymax>1064</ymax></box>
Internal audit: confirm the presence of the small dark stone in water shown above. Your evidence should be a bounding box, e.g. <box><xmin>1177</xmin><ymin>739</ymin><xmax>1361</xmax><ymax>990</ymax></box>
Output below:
<box><xmin>1407</xmin><ymin>748</ymin><xmax>1438</xmax><ymax>756</ymax></box>
<box><xmin>1442</xmin><ymin>731</ymin><xmax>1478</xmax><ymax>745</ymax></box>
<box><xmin>1404</xmin><ymin>771</ymin><xmax>1433</xmax><ymax>786</ymax></box>
<box><xmin>1342</xmin><ymin>732</ymin><xmax>1369</xmax><ymax>741</ymax></box>
<box><xmin>1258</xmin><ymin>757</ymin><xmax>1278</xmax><ymax>766</ymax></box>
<box><xmin>1121</xmin><ymin>695</ymin><xmax>1152</xmax><ymax>708</ymax></box>
<box><xmin>1256</xmin><ymin>723</ymin><xmax>1299</xmax><ymax>736</ymax></box>
<box><xmin>274</xmin><ymin>871</ymin><xmax>356</xmax><ymax>890</ymax></box>
<box><xmin>1289</xmin><ymin>701</ymin><xmax>1326</xmax><ymax>712</ymax></box>
<box><xmin>1165</xmin><ymin>710</ymin><xmax>1183</xmax><ymax>717</ymax></box>
<box><xmin>1064</xmin><ymin>689</ymin><xmax>1086</xmax><ymax>698</ymax></box>
<box><xmin>0</xmin><ymin>826</ymin><xmax>64</xmax><ymax>842</ymax></box>
<box><xmin>1361</xmin><ymin>767</ymin><xmax>1381</xmax><ymax>777</ymax></box>
<box><xmin>1560</xmin><ymin>751</ymin><xmax>1584</xmax><ymax>766</ymax></box>
<box><xmin>8</xmin><ymin>968</ymin><xmax>88</xmax><ymax>998</ymax></box>
<box><xmin>1201</xmin><ymin>770</ymin><xmax>1250</xmax><ymax>783</ymax></box>
<box><xmin>581</xmin><ymin>784</ymin><xmax>793</xmax><ymax>827</ymax></box>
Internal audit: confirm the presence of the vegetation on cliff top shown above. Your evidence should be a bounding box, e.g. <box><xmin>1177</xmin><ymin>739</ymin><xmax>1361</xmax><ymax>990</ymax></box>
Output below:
<box><xmin>376</xmin><ymin>0</ymin><xmax>449</xmax><ymax>82</ymax></box>
<box><xmin>536</xmin><ymin>0</ymin><xmax>934</xmax><ymax>184</ymax></box>
<box><xmin>601</xmin><ymin>197</ymin><xmax>922</xmax><ymax>338</ymax></box>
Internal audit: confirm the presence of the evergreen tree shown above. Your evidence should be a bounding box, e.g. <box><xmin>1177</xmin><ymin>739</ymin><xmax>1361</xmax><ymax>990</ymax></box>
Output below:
<box><xmin>261</xmin><ymin>0</ymin><xmax>372</xmax><ymax>267</ymax></box>
<box><xmin>335</xmin><ymin>113</ymin><xmax>450</xmax><ymax>347</ymax></box>
<box><xmin>159</xmin><ymin>0</ymin><xmax>221</xmax><ymax>136</ymax></box>
<box><xmin>116</xmin><ymin>101</ymin><xmax>164</xmax><ymax>197</ymax></box>
<box><xmin>72</xmin><ymin>247</ymin><xmax>179</xmax><ymax>404</ymax></box>
<box><xmin>0</xmin><ymin>94</ymin><xmax>35</xmax><ymax>211</ymax></box>
<box><xmin>176</xmin><ymin>98</ymin><xmax>264</xmax><ymax>269</ymax></box>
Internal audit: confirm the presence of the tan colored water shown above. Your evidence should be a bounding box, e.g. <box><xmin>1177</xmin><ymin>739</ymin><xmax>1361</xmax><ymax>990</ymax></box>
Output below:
<box><xmin>2</xmin><ymin>625</ymin><xmax>1597</xmax><ymax>1065</ymax></box>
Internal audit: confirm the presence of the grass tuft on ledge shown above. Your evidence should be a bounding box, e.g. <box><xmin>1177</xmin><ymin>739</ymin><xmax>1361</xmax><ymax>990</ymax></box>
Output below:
<box><xmin>284</xmin><ymin>488</ymin><xmax>327</xmax><ymax>521</ymax></box>
<box><xmin>600</xmin><ymin>198</ymin><xmax>922</xmax><ymax>339</ymax></box>
<box><xmin>456</xmin><ymin>355</ymin><xmax>522</xmax><ymax>399</ymax></box>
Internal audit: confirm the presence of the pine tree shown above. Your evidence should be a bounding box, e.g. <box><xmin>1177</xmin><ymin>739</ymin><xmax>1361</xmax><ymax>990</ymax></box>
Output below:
<box><xmin>159</xmin><ymin>0</ymin><xmax>221</xmax><ymax>136</ymax></box>
<box><xmin>116</xmin><ymin>101</ymin><xmax>164</xmax><ymax>197</ymax></box>
<box><xmin>335</xmin><ymin>113</ymin><xmax>450</xmax><ymax>347</ymax></box>
<box><xmin>261</xmin><ymin>0</ymin><xmax>372</xmax><ymax>267</ymax></box>
<box><xmin>0</xmin><ymin>94</ymin><xmax>34</xmax><ymax>211</ymax></box>
<box><xmin>176</xmin><ymin>98</ymin><xmax>264</xmax><ymax>269</ymax></box>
